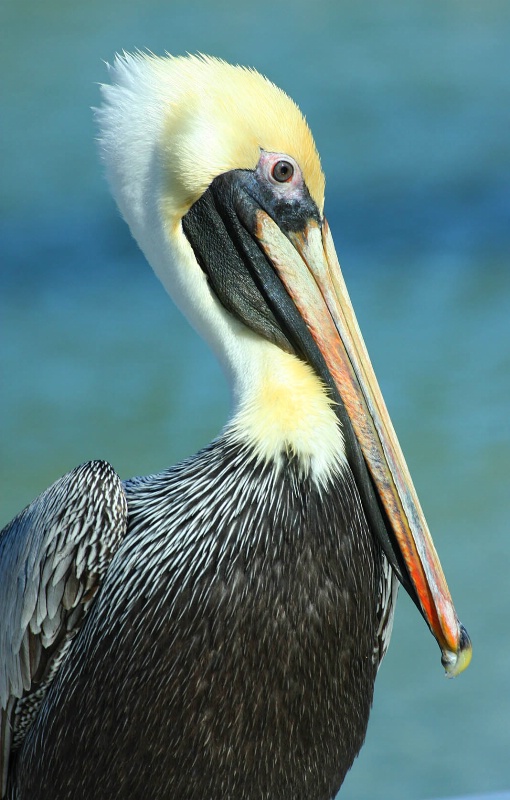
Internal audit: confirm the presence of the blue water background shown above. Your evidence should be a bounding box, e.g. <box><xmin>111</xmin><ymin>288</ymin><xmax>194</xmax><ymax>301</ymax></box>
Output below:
<box><xmin>1</xmin><ymin>1</ymin><xmax>509</xmax><ymax>798</ymax></box>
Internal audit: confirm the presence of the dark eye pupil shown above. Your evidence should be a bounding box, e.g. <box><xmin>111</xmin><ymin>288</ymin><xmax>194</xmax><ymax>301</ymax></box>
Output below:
<box><xmin>272</xmin><ymin>160</ymin><xmax>294</xmax><ymax>182</ymax></box>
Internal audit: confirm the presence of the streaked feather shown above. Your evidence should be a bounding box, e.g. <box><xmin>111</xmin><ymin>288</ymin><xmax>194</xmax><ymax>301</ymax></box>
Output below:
<box><xmin>0</xmin><ymin>460</ymin><xmax>127</xmax><ymax>796</ymax></box>
<box><xmin>11</xmin><ymin>434</ymin><xmax>395</xmax><ymax>799</ymax></box>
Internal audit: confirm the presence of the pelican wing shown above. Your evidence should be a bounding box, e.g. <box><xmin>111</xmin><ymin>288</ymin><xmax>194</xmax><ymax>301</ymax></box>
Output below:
<box><xmin>375</xmin><ymin>557</ymin><xmax>399</xmax><ymax>667</ymax></box>
<box><xmin>0</xmin><ymin>460</ymin><xmax>127</xmax><ymax>796</ymax></box>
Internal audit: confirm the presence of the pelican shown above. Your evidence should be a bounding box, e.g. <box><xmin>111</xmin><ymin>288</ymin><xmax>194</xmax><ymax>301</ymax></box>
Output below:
<box><xmin>0</xmin><ymin>53</ymin><xmax>471</xmax><ymax>800</ymax></box>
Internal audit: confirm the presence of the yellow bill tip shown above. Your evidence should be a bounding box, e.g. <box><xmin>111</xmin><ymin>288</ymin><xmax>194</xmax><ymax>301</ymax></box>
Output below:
<box><xmin>441</xmin><ymin>623</ymin><xmax>472</xmax><ymax>678</ymax></box>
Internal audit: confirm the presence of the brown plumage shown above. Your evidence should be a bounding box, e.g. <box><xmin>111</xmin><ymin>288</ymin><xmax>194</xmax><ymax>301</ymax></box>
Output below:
<box><xmin>0</xmin><ymin>53</ymin><xmax>470</xmax><ymax>800</ymax></box>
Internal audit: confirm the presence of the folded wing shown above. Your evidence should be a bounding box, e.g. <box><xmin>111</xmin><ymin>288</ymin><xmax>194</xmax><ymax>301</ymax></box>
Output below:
<box><xmin>0</xmin><ymin>460</ymin><xmax>127</xmax><ymax>797</ymax></box>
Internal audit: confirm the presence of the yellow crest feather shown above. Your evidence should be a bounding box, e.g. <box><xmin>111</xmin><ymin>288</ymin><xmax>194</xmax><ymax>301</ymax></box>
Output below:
<box><xmin>148</xmin><ymin>54</ymin><xmax>325</xmax><ymax>221</ymax></box>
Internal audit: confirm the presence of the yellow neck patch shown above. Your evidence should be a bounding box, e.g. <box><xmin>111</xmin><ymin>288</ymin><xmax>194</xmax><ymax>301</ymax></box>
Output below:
<box><xmin>229</xmin><ymin>341</ymin><xmax>345</xmax><ymax>484</ymax></box>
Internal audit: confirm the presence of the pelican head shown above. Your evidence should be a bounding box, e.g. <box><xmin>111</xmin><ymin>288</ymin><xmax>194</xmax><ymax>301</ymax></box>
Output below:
<box><xmin>97</xmin><ymin>52</ymin><xmax>471</xmax><ymax>676</ymax></box>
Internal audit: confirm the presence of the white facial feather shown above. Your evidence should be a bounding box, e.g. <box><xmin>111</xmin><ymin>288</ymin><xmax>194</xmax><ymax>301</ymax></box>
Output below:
<box><xmin>96</xmin><ymin>52</ymin><xmax>345</xmax><ymax>483</ymax></box>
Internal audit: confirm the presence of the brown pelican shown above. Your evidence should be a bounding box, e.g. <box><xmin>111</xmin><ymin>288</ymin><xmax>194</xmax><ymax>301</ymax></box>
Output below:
<box><xmin>0</xmin><ymin>53</ymin><xmax>471</xmax><ymax>799</ymax></box>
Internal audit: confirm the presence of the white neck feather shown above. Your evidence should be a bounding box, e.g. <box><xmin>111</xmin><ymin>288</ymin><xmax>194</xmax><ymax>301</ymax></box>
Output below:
<box><xmin>96</xmin><ymin>53</ymin><xmax>346</xmax><ymax>485</ymax></box>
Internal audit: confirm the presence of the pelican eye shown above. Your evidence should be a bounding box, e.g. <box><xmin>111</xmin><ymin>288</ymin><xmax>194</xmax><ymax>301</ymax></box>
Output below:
<box><xmin>271</xmin><ymin>160</ymin><xmax>294</xmax><ymax>183</ymax></box>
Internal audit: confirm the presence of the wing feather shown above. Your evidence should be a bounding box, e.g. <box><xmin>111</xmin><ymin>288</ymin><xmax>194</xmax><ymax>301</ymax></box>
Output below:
<box><xmin>0</xmin><ymin>460</ymin><xmax>127</xmax><ymax>797</ymax></box>
<box><xmin>374</xmin><ymin>554</ymin><xmax>399</xmax><ymax>668</ymax></box>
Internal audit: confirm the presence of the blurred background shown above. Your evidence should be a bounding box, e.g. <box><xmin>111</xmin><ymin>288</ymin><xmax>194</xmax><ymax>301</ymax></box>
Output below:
<box><xmin>1</xmin><ymin>1</ymin><xmax>509</xmax><ymax>798</ymax></box>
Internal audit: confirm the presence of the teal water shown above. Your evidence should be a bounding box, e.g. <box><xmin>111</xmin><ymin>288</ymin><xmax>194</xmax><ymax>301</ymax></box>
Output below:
<box><xmin>1</xmin><ymin>2</ymin><xmax>510</xmax><ymax>798</ymax></box>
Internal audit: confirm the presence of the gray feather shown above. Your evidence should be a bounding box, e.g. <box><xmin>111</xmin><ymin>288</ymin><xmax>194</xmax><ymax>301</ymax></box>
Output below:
<box><xmin>0</xmin><ymin>460</ymin><xmax>127</xmax><ymax>797</ymax></box>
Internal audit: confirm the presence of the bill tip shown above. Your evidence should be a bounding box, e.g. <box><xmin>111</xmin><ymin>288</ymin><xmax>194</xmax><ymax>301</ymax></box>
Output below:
<box><xmin>441</xmin><ymin>623</ymin><xmax>472</xmax><ymax>678</ymax></box>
